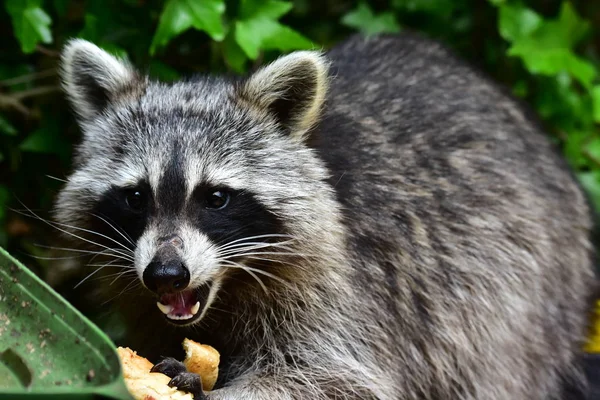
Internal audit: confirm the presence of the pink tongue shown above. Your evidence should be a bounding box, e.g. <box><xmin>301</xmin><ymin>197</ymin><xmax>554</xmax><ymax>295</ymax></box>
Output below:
<box><xmin>160</xmin><ymin>290</ymin><xmax>196</xmax><ymax>315</ymax></box>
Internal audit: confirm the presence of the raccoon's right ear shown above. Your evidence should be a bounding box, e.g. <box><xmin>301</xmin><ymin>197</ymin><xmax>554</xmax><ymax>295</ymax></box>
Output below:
<box><xmin>60</xmin><ymin>39</ymin><xmax>141</xmax><ymax>121</ymax></box>
<box><xmin>239</xmin><ymin>51</ymin><xmax>330</xmax><ymax>141</ymax></box>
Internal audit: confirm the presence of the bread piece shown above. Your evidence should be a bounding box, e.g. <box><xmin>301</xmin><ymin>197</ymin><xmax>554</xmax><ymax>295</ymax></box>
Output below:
<box><xmin>182</xmin><ymin>338</ymin><xmax>220</xmax><ymax>390</ymax></box>
<box><xmin>117</xmin><ymin>347</ymin><xmax>193</xmax><ymax>400</ymax></box>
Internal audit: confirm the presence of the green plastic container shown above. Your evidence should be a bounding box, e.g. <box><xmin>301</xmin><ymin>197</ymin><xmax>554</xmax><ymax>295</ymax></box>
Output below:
<box><xmin>0</xmin><ymin>247</ymin><xmax>132</xmax><ymax>399</ymax></box>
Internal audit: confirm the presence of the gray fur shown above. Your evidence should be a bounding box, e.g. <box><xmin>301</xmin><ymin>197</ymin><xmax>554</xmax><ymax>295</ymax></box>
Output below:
<box><xmin>55</xmin><ymin>33</ymin><xmax>596</xmax><ymax>400</ymax></box>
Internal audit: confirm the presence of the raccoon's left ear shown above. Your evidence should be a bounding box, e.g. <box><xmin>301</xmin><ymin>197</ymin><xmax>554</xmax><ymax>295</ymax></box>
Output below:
<box><xmin>60</xmin><ymin>39</ymin><xmax>142</xmax><ymax>122</ymax></box>
<box><xmin>239</xmin><ymin>51</ymin><xmax>329</xmax><ymax>141</ymax></box>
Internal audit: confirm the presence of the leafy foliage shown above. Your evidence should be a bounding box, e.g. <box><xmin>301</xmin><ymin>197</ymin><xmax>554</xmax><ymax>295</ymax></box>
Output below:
<box><xmin>1</xmin><ymin>0</ymin><xmax>600</xmax><ymax>279</ymax></box>
<box><xmin>5</xmin><ymin>0</ymin><xmax>53</xmax><ymax>54</ymax></box>
<box><xmin>151</xmin><ymin>0</ymin><xmax>226</xmax><ymax>54</ymax></box>
<box><xmin>341</xmin><ymin>2</ymin><xmax>400</xmax><ymax>35</ymax></box>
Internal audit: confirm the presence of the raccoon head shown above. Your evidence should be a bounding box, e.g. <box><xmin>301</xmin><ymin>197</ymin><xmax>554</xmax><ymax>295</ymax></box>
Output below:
<box><xmin>55</xmin><ymin>40</ymin><xmax>340</xmax><ymax>325</ymax></box>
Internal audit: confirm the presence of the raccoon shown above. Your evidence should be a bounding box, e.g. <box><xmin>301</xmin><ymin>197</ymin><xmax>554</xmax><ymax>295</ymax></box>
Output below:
<box><xmin>54</xmin><ymin>33</ymin><xmax>596</xmax><ymax>400</ymax></box>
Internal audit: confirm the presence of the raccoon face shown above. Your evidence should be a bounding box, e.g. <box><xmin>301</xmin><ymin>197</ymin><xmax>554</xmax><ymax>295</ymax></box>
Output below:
<box><xmin>56</xmin><ymin>40</ymin><xmax>331</xmax><ymax>325</ymax></box>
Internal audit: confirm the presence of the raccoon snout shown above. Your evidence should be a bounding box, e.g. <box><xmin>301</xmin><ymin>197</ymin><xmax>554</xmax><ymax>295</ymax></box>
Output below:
<box><xmin>142</xmin><ymin>258</ymin><xmax>190</xmax><ymax>294</ymax></box>
<box><xmin>157</xmin><ymin>234</ymin><xmax>183</xmax><ymax>249</ymax></box>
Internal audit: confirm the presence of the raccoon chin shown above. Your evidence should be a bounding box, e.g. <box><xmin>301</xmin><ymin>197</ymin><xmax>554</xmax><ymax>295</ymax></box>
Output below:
<box><xmin>155</xmin><ymin>281</ymin><xmax>213</xmax><ymax>326</ymax></box>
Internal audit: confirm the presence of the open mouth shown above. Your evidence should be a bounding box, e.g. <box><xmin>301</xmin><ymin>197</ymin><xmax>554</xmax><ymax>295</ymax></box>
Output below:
<box><xmin>156</xmin><ymin>282</ymin><xmax>211</xmax><ymax>325</ymax></box>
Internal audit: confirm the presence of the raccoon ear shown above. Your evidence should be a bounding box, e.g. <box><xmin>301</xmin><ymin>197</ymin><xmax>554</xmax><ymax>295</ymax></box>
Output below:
<box><xmin>240</xmin><ymin>51</ymin><xmax>329</xmax><ymax>140</ymax></box>
<box><xmin>60</xmin><ymin>39</ymin><xmax>139</xmax><ymax>121</ymax></box>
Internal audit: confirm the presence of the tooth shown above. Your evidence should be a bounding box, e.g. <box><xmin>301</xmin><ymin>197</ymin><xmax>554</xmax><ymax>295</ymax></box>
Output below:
<box><xmin>167</xmin><ymin>314</ymin><xmax>193</xmax><ymax>320</ymax></box>
<box><xmin>190</xmin><ymin>301</ymin><xmax>200</xmax><ymax>315</ymax></box>
<box><xmin>156</xmin><ymin>302</ymin><xmax>173</xmax><ymax>315</ymax></box>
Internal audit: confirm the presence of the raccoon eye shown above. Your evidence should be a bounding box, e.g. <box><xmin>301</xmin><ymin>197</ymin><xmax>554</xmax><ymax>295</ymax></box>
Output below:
<box><xmin>206</xmin><ymin>190</ymin><xmax>230</xmax><ymax>209</ymax></box>
<box><xmin>125</xmin><ymin>189</ymin><xmax>146</xmax><ymax>212</ymax></box>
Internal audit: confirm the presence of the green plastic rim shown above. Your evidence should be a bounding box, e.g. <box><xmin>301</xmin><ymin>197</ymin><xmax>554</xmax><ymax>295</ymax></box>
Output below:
<box><xmin>0</xmin><ymin>247</ymin><xmax>131</xmax><ymax>399</ymax></box>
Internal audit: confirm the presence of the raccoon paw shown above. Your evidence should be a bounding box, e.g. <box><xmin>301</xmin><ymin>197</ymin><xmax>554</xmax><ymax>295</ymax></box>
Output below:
<box><xmin>150</xmin><ymin>357</ymin><xmax>187</xmax><ymax>378</ymax></box>
<box><xmin>168</xmin><ymin>372</ymin><xmax>206</xmax><ymax>400</ymax></box>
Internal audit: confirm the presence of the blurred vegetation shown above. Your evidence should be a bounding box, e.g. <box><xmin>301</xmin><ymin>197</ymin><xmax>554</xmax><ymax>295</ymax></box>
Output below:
<box><xmin>1</xmin><ymin>0</ymin><xmax>600</xmax><ymax>281</ymax></box>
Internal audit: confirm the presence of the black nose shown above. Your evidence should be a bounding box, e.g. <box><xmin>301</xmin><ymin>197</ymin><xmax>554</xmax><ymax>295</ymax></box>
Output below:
<box><xmin>143</xmin><ymin>259</ymin><xmax>190</xmax><ymax>294</ymax></box>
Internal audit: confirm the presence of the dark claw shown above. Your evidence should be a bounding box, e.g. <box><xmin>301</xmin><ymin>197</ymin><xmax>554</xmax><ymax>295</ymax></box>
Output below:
<box><xmin>150</xmin><ymin>357</ymin><xmax>187</xmax><ymax>378</ymax></box>
<box><xmin>168</xmin><ymin>372</ymin><xmax>206</xmax><ymax>399</ymax></box>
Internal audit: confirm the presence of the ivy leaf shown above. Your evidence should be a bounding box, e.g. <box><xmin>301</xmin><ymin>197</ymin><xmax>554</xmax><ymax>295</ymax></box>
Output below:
<box><xmin>503</xmin><ymin>3</ymin><xmax>595</xmax><ymax>88</ymax></box>
<box><xmin>498</xmin><ymin>4</ymin><xmax>542</xmax><ymax>42</ymax></box>
<box><xmin>235</xmin><ymin>19</ymin><xmax>268</xmax><ymax>60</ymax></box>
<box><xmin>223</xmin><ymin>33</ymin><xmax>248</xmax><ymax>73</ymax></box>
<box><xmin>534</xmin><ymin>74</ymin><xmax>589</xmax><ymax>132</ymax></box>
<box><xmin>341</xmin><ymin>2</ymin><xmax>400</xmax><ymax>36</ymax></box>
<box><xmin>150</xmin><ymin>0</ymin><xmax>225</xmax><ymax>54</ymax></box>
<box><xmin>233</xmin><ymin>0</ymin><xmax>312</xmax><ymax>60</ymax></box>
<box><xmin>262</xmin><ymin>25</ymin><xmax>313</xmax><ymax>52</ymax></box>
<box><xmin>239</xmin><ymin>0</ymin><xmax>292</xmax><ymax>20</ymax></box>
<box><xmin>508</xmin><ymin>47</ymin><xmax>596</xmax><ymax>88</ymax></box>
<box><xmin>5</xmin><ymin>0</ymin><xmax>53</xmax><ymax>54</ymax></box>
<box><xmin>564</xmin><ymin>130</ymin><xmax>589</xmax><ymax>168</ymax></box>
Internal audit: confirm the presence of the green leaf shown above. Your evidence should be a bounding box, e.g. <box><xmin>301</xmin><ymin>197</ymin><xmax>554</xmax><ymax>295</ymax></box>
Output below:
<box><xmin>341</xmin><ymin>2</ymin><xmax>400</xmax><ymax>36</ymax></box>
<box><xmin>0</xmin><ymin>115</ymin><xmax>18</xmax><ymax>136</ymax></box>
<box><xmin>508</xmin><ymin>46</ymin><xmax>596</xmax><ymax>88</ymax></box>
<box><xmin>233</xmin><ymin>0</ymin><xmax>312</xmax><ymax>60</ymax></box>
<box><xmin>223</xmin><ymin>33</ymin><xmax>248</xmax><ymax>73</ymax></box>
<box><xmin>79</xmin><ymin>14</ymin><xmax>99</xmax><ymax>42</ymax></box>
<box><xmin>592</xmin><ymin>86</ymin><xmax>600</xmax><ymax>123</ymax></box>
<box><xmin>503</xmin><ymin>3</ymin><xmax>595</xmax><ymax>88</ymax></box>
<box><xmin>97</xmin><ymin>43</ymin><xmax>129</xmax><ymax>60</ymax></box>
<box><xmin>148</xmin><ymin>60</ymin><xmax>181</xmax><ymax>81</ymax></box>
<box><xmin>552</xmin><ymin>2</ymin><xmax>590</xmax><ymax>47</ymax></box>
<box><xmin>564</xmin><ymin>130</ymin><xmax>588</xmax><ymax>168</ymax></box>
<box><xmin>578</xmin><ymin>171</ymin><xmax>600</xmax><ymax>212</ymax></box>
<box><xmin>150</xmin><ymin>0</ymin><xmax>226</xmax><ymax>54</ymax></box>
<box><xmin>20</xmin><ymin>127</ymin><xmax>69</xmax><ymax>157</ymax></box>
<box><xmin>534</xmin><ymin>74</ymin><xmax>590</xmax><ymax>132</ymax></box>
<box><xmin>585</xmin><ymin>136</ymin><xmax>600</xmax><ymax>163</ymax></box>
<box><xmin>239</xmin><ymin>0</ymin><xmax>292</xmax><ymax>20</ymax></box>
<box><xmin>235</xmin><ymin>19</ymin><xmax>269</xmax><ymax>59</ymax></box>
<box><xmin>498</xmin><ymin>4</ymin><xmax>542</xmax><ymax>42</ymax></box>
<box><xmin>5</xmin><ymin>0</ymin><xmax>53</xmax><ymax>53</ymax></box>
<box><xmin>262</xmin><ymin>24</ymin><xmax>313</xmax><ymax>52</ymax></box>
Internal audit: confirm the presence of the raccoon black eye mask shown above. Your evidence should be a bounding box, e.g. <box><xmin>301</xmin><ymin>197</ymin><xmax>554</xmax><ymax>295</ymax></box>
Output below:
<box><xmin>55</xmin><ymin>34</ymin><xmax>597</xmax><ymax>400</ymax></box>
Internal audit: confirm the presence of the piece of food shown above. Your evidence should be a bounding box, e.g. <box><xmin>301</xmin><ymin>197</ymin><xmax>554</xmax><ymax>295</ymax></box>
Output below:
<box><xmin>117</xmin><ymin>340</ymin><xmax>220</xmax><ymax>399</ymax></box>
<box><xmin>182</xmin><ymin>338</ymin><xmax>220</xmax><ymax>391</ymax></box>
<box><xmin>117</xmin><ymin>346</ymin><xmax>192</xmax><ymax>400</ymax></box>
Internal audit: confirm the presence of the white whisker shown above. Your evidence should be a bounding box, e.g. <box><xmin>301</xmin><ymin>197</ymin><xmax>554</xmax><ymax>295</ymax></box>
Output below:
<box><xmin>45</xmin><ymin>175</ymin><xmax>67</xmax><ymax>183</ymax></box>
<box><xmin>89</xmin><ymin>213</ymin><xmax>135</xmax><ymax>247</ymax></box>
<box><xmin>217</xmin><ymin>242</ymin><xmax>296</xmax><ymax>257</ymax></box>
<box><xmin>13</xmin><ymin>205</ymin><xmax>133</xmax><ymax>257</ymax></box>
<box><xmin>218</xmin><ymin>233</ymin><xmax>293</xmax><ymax>248</ymax></box>
<box><xmin>218</xmin><ymin>260</ymin><xmax>269</xmax><ymax>294</ymax></box>
<box><xmin>33</xmin><ymin>244</ymin><xmax>134</xmax><ymax>262</ymax></box>
<box><xmin>218</xmin><ymin>259</ymin><xmax>288</xmax><ymax>287</ymax></box>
